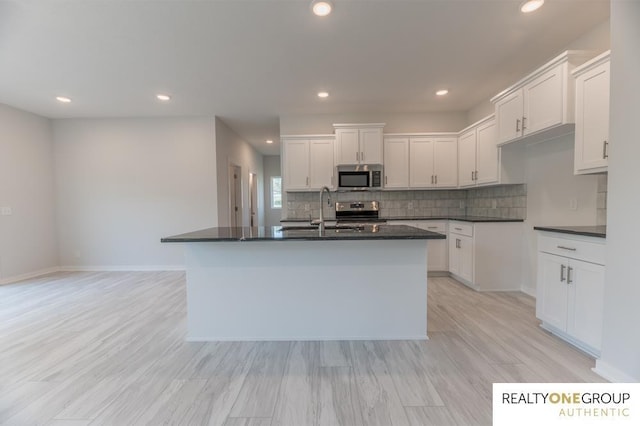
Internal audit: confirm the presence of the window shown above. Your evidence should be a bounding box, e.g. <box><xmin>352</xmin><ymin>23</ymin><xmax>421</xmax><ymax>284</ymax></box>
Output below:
<box><xmin>271</xmin><ymin>176</ymin><xmax>282</xmax><ymax>209</ymax></box>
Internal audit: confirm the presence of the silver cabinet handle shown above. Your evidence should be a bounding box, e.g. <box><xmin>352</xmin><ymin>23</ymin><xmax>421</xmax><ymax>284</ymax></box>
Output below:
<box><xmin>435</xmin><ymin>175</ymin><xmax>438</xmax><ymax>184</ymax></box>
<box><xmin>475</xmin><ymin>171</ymin><xmax>478</xmax><ymax>180</ymax></box>
<box><xmin>516</xmin><ymin>118</ymin><xmax>521</xmax><ymax>133</ymax></box>
<box><xmin>603</xmin><ymin>140</ymin><xmax>609</xmax><ymax>159</ymax></box>
<box><xmin>385</xmin><ymin>176</ymin><xmax>388</xmax><ymax>185</ymax></box>
<box><xmin>431</xmin><ymin>175</ymin><xmax>434</xmax><ymax>184</ymax></box>
<box><xmin>306</xmin><ymin>177</ymin><xmax>309</xmax><ymax>186</ymax></box>
<box><xmin>454</xmin><ymin>227</ymin><xmax>462</xmax><ymax>231</ymax></box>
<box><xmin>557</xmin><ymin>245</ymin><xmax>577</xmax><ymax>251</ymax></box>
<box><xmin>560</xmin><ymin>264</ymin><xmax>566</xmax><ymax>282</ymax></box>
<box><xmin>458</xmin><ymin>238</ymin><xmax>462</xmax><ymax>248</ymax></box>
<box><xmin>427</xmin><ymin>226</ymin><xmax>438</xmax><ymax>229</ymax></box>
<box><xmin>471</xmin><ymin>171</ymin><xmax>474</xmax><ymax>181</ymax></box>
<box><xmin>356</xmin><ymin>152</ymin><xmax>360</xmax><ymax>162</ymax></box>
<box><xmin>567</xmin><ymin>266</ymin><xmax>573</xmax><ymax>284</ymax></box>
<box><xmin>361</xmin><ymin>151</ymin><xmax>365</xmax><ymax>161</ymax></box>
<box><xmin>522</xmin><ymin>116</ymin><xmax>527</xmax><ymax>131</ymax></box>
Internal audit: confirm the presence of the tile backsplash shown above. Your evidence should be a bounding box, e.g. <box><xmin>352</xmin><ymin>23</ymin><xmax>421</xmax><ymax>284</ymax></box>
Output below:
<box><xmin>285</xmin><ymin>184</ymin><xmax>527</xmax><ymax>220</ymax></box>
<box><xmin>596</xmin><ymin>174</ymin><xmax>608</xmax><ymax>226</ymax></box>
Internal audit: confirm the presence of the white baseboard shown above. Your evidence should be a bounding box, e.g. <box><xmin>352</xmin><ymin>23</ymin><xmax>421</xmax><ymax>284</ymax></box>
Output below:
<box><xmin>521</xmin><ymin>285</ymin><xmax>536</xmax><ymax>298</ymax></box>
<box><xmin>187</xmin><ymin>335</ymin><xmax>430</xmax><ymax>342</ymax></box>
<box><xmin>593</xmin><ymin>360</ymin><xmax>640</xmax><ymax>383</ymax></box>
<box><xmin>59</xmin><ymin>265</ymin><xmax>185</xmax><ymax>272</ymax></box>
<box><xmin>0</xmin><ymin>266</ymin><xmax>61</xmax><ymax>286</ymax></box>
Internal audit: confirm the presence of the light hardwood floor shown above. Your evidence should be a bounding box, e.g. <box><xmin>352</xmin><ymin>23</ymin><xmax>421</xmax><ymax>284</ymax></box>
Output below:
<box><xmin>0</xmin><ymin>271</ymin><xmax>604</xmax><ymax>425</ymax></box>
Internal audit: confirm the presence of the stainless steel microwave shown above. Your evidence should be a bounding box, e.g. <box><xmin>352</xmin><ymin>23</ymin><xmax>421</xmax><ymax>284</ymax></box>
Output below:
<box><xmin>337</xmin><ymin>166</ymin><xmax>382</xmax><ymax>190</ymax></box>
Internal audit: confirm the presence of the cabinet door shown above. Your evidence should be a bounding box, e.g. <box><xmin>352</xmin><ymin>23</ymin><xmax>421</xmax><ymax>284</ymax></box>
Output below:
<box><xmin>574</xmin><ymin>61</ymin><xmax>610</xmax><ymax>173</ymax></box>
<box><xmin>523</xmin><ymin>65</ymin><xmax>564</xmax><ymax>135</ymax></box>
<box><xmin>418</xmin><ymin>222</ymin><xmax>448</xmax><ymax>271</ymax></box>
<box><xmin>457</xmin><ymin>235</ymin><xmax>474</xmax><ymax>283</ymax></box>
<box><xmin>458</xmin><ymin>129</ymin><xmax>477</xmax><ymax>187</ymax></box>
<box><xmin>495</xmin><ymin>90</ymin><xmax>524</xmax><ymax>144</ymax></box>
<box><xmin>475</xmin><ymin>119</ymin><xmax>499</xmax><ymax>185</ymax></box>
<box><xmin>383</xmin><ymin>138</ymin><xmax>409</xmax><ymax>188</ymax></box>
<box><xmin>335</xmin><ymin>128</ymin><xmax>359</xmax><ymax>165</ymax></box>
<box><xmin>567</xmin><ymin>259</ymin><xmax>605</xmax><ymax>351</ymax></box>
<box><xmin>309</xmin><ymin>139</ymin><xmax>335</xmax><ymax>189</ymax></box>
<box><xmin>433</xmin><ymin>138</ymin><xmax>458</xmax><ymax>187</ymax></box>
<box><xmin>409</xmin><ymin>138</ymin><xmax>435</xmax><ymax>188</ymax></box>
<box><xmin>283</xmin><ymin>140</ymin><xmax>310</xmax><ymax>190</ymax></box>
<box><xmin>536</xmin><ymin>252</ymin><xmax>569</xmax><ymax>332</ymax></box>
<box><xmin>448</xmin><ymin>235</ymin><xmax>460</xmax><ymax>276</ymax></box>
<box><xmin>360</xmin><ymin>127</ymin><xmax>383</xmax><ymax>164</ymax></box>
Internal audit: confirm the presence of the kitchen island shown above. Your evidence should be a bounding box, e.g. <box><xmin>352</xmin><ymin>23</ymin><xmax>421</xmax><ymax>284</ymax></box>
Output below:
<box><xmin>162</xmin><ymin>225</ymin><xmax>444</xmax><ymax>341</ymax></box>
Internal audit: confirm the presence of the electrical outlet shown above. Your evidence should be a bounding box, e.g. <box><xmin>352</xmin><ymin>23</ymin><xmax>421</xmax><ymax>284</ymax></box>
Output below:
<box><xmin>0</xmin><ymin>207</ymin><xmax>12</xmax><ymax>216</ymax></box>
<box><xmin>569</xmin><ymin>198</ymin><xmax>578</xmax><ymax>210</ymax></box>
<box><xmin>304</xmin><ymin>203</ymin><xmax>310</xmax><ymax>211</ymax></box>
<box><xmin>407</xmin><ymin>201</ymin><xmax>414</xmax><ymax>210</ymax></box>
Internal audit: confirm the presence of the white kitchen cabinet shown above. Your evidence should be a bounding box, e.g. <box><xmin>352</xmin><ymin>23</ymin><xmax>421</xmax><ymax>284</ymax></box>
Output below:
<box><xmin>282</xmin><ymin>136</ymin><xmax>334</xmax><ymax>191</ymax></box>
<box><xmin>383</xmin><ymin>137</ymin><xmax>409</xmax><ymax>188</ymax></box>
<box><xmin>391</xmin><ymin>220</ymin><xmax>448</xmax><ymax>272</ymax></box>
<box><xmin>573</xmin><ymin>51</ymin><xmax>610</xmax><ymax>174</ymax></box>
<box><xmin>334</xmin><ymin>124</ymin><xmax>384</xmax><ymax>165</ymax></box>
<box><xmin>448</xmin><ymin>221</ymin><xmax>523</xmax><ymax>291</ymax></box>
<box><xmin>536</xmin><ymin>232</ymin><xmax>606</xmax><ymax>355</ymax></box>
<box><xmin>409</xmin><ymin>137</ymin><xmax>457</xmax><ymax>188</ymax></box>
<box><xmin>491</xmin><ymin>51</ymin><xmax>594</xmax><ymax>146</ymax></box>
<box><xmin>457</xmin><ymin>116</ymin><xmax>499</xmax><ymax>188</ymax></box>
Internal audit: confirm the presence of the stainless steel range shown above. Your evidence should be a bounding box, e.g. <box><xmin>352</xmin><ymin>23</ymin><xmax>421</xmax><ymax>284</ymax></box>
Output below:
<box><xmin>335</xmin><ymin>201</ymin><xmax>387</xmax><ymax>225</ymax></box>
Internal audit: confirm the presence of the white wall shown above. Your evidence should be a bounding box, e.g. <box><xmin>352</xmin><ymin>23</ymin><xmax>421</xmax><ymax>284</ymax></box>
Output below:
<box><xmin>53</xmin><ymin>117</ymin><xmax>218</xmax><ymax>269</ymax></box>
<box><xmin>280</xmin><ymin>111</ymin><xmax>467</xmax><ymax>135</ymax></box>
<box><xmin>263</xmin><ymin>155</ymin><xmax>282</xmax><ymax>227</ymax></box>
<box><xmin>596</xmin><ymin>1</ymin><xmax>640</xmax><ymax>383</ymax></box>
<box><xmin>0</xmin><ymin>104</ymin><xmax>58</xmax><ymax>283</ymax></box>
<box><xmin>521</xmin><ymin>135</ymin><xmax>599</xmax><ymax>295</ymax></box>
<box><xmin>215</xmin><ymin>117</ymin><xmax>264</xmax><ymax>227</ymax></box>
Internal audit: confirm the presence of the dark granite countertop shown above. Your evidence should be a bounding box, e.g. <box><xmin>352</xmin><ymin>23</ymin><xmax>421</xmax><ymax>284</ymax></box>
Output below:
<box><xmin>281</xmin><ymin>216</ymin><xmax>524</xmax><ymax>223</ymax></box>
<box><xmin>534</xmin><ymin>225</ymin><xmax>606</xmax><ymax>238</ymax></box>
<box><xmin>162</xmin><ymin>225</ymin><xmax>447</xmax><ymax>243</ymax></box>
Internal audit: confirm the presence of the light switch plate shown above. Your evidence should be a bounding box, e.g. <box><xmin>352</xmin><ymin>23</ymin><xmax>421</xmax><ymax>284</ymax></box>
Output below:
<box><xmin>1</xmin><ymin>207</ymin><xmax>12</xmax><ymax>216</ymax></box>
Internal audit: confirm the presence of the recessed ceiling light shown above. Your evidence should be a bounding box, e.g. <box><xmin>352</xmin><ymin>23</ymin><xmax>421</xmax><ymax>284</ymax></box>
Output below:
<box><xmin>520</xmin><ymin>0</ymin><xmax>544</xmax><ymax>13</ymax></box>
<box><xmin>266</xmin><ymin>140</ymin><xmax>274</xmax><ymax>144</ymax></box>
<box><xmin>56</xmin><ymin>96</ymin><xmax>71</xmax><ymax>103</ymax></box>
<box><xmin>317</xmin><ymin>91</ymin><xmax>329</xmax><ymax>98</ymax></box>
<box><xmin>311</xmin><ymin>1</ymin><xmax>332</xmax><ymax>17</ymax></box>
<box><xmin>436</xmin><ymin>89</ymin><xmax>449</xmax><ymax>96</ymax></box>
<box><xmin>156</xmin><ymin>94</ymin><xmax>171</xmax><ymax>101</ymax></box>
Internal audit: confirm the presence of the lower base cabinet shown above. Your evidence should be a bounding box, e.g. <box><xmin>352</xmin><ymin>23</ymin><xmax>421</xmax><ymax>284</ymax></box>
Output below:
<box><xmin>391</xmin><ymin>221</ymin><xmax>448</xmax><ymax>272</ymax></box>
<box><xmin>448</xmin><ymin>221</ymin><xmax>523</xmax><ymax>291</ymax></box>
<box><xmin>536</xmin><ymin>232</ymin><xmax>605</xmax><ymax>356</ymax></box>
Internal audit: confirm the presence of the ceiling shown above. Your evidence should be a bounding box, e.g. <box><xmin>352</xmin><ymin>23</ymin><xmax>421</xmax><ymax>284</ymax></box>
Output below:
<box><xmin>0</xmin><ymin>0</ymin><xmax>610</xmax><ymax>155</ymax></box>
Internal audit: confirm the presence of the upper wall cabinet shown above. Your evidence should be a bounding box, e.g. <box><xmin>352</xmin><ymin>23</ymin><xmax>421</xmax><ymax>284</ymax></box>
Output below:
<box><xmin>458</xmin><ymin>116</ymin><xmax>499</xmax><ymax>187</ymax></box>
<box><xmin>281</xmin><ymin>135</ymin><xmax>335</xmax><ymax>191</ymax></box>
<box><xmin>572</xmin><ymin>51</ymin><xmax>610</xmax><ymax>175</ymax></box>
<box><xmin>334</xmin><ymin>123</ymin><xmax>385</xmax><ymax>165</ymax></box>
<box><xmin>491</xmin><ymin>51</ymin><xmax>595</xmax><ymax>146</ymax></box>
<box><xmin>383</xmin><ymin>134</ymin><xmax>458</xmax><ymax>190</ymax></box>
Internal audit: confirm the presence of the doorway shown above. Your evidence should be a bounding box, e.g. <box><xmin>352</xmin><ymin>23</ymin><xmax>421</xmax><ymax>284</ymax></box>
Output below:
<box><xmin>249</xmin><ymin>172</ymin><xmax>258</xmax><ymax>227</ymax></box>
<box><xmin>228</xmin><ymin>164</ymin><xmax>242</xmax><ymax>227</ymax></box>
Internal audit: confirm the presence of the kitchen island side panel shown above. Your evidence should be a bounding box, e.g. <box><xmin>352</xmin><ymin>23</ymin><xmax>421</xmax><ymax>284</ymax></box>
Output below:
<box><xmin>184</xmin><ymin>240</ymin><xmax>428</xmax><ymax>341</ymax></box>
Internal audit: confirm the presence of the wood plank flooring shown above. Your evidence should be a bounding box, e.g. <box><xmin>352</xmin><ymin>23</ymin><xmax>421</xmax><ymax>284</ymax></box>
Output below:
<box><xmin>0</xmin><ymin>272</ymin><xmax>604</xmax><ymax>425</ymax></box>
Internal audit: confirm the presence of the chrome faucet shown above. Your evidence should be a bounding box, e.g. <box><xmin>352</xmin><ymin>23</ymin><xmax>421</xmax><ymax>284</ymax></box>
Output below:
<box><xmin>318</xmin><ymin>186</ymin><xmax>332</xmax><ymax>233</ymax></box>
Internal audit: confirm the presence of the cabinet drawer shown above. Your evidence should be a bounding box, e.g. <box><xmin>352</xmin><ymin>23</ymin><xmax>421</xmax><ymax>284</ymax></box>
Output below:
<box><xmin>416</xmin><ymin>221</ymin><xmax>447</xmax><ymax>233</ymax></box>
<box><xmin>538</xmin><ymin>234</ymin><xmax>605</xmax><ymax>265</ymax></box>
<box><xmin>449</xmin><ymin>221</ymin><xmax>473</xmax><ymax>237</ymax></box>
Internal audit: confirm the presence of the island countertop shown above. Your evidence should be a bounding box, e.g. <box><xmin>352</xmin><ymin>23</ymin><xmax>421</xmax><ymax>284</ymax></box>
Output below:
<box><xmin>161</xmin><ymin>224</ymin><xmax>446</xmax><ymax>243</ymax></box>
<box><xmin>281</xmin><ymin>216</ymin><xmax>524</xmax><ymax>223</ymax></box>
